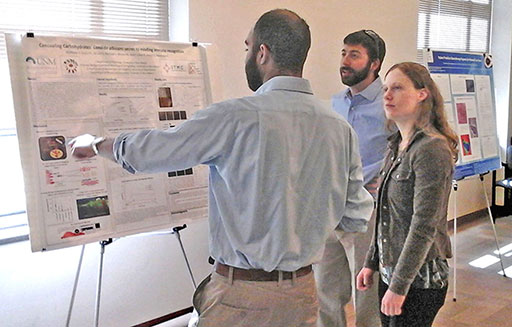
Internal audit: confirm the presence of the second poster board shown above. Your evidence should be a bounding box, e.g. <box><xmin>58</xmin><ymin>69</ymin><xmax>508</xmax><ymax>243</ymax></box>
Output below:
<box><xmin>424</xmin><ymin>50</ymin><xmax>501</xmax><ymax>180</ymax></box>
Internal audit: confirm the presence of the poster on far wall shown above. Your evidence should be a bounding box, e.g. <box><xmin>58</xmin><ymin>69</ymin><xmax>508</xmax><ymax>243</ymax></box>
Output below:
<box><xmin>424</xmin><ymin>50</ymin><xmax>501</xmax><ymax>180</ymax></box>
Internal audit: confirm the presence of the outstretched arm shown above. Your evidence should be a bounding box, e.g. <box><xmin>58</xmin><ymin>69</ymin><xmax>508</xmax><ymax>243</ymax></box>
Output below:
<box><xmin>69</xmin><ymin>134</ymin><xmax>116</xmax><ymax>162</ymax></box>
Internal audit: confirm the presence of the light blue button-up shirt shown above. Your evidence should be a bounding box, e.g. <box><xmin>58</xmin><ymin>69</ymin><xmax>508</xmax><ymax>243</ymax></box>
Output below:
<box><xmin>332</xmin><ymin>78</ymin><xmax>390</xmax><ymax>190</ymax></box>
<box><xmin>114</xmin><ymin>76</ymin><xmax>373</xmax><ymax>271</ymax></box>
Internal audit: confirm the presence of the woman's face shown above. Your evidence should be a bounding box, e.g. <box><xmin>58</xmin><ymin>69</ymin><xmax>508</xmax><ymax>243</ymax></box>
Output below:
<box><xmin>383</xmin><ymin>69</ymin><xmax>427</xmax><ymax>124</ymax></box>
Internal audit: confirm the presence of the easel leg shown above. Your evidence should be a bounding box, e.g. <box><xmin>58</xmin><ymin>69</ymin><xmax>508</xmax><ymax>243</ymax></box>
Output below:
<box><xmin>480</xmin><ymin>176</ymin><xmax>508</xmax><ymax>277</ymax></box>
<box><xmin>95</xmin><ymin>239</ymin><xmax>112</xmax><ymax>327</ymax></box>
<box><xmin>66</xmin><ymin>244</ymin><xmax>86</xmax><ymax>327</ymax></box>
<box><xmin>172</xmin><ymin>224</ymin><xmax>197</xmax><ymax>289</ymax></box>
<box><xmin>452</xmin><ymin>180</ymin><xmax>457</xmax><ymax>302</ymax></box>
<box><xmin>171</xmin><ymin>225</ymin><xmax>199</xmax><ymax>327</ymax></box>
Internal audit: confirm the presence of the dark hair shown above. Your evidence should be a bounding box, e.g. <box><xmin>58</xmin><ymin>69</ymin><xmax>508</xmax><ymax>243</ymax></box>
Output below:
<box><xmin>386</xmin><ymin>62</ymin><xmax>459</xmax><ymax>160</ymax></box>
<box><xmin>253</xmin><ymin>9</ymin><xmax>311</xmax><ymax>75</ymax></box>
<box><xmin>344</xmin><ymin>30</ymin><xmax>386</xmax><ymax>76</ymax></box>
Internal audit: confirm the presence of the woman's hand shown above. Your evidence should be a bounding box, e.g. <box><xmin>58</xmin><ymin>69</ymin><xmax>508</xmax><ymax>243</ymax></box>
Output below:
<box><xmin>356</xmin><ymin>267</ymin><xmax>375</xmax><ymax>291</ymax></box>
<box><xmin>381</xmin><ymin>289</ymin><xmax>406</xmax><ymax>316</ymax></box>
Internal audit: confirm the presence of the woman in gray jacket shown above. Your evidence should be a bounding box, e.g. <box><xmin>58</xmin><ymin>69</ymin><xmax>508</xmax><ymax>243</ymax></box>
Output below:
<box><xmin>356</xmin><ymin>62</ymin><xmax>458</xmax><ymax>327</ymax></box>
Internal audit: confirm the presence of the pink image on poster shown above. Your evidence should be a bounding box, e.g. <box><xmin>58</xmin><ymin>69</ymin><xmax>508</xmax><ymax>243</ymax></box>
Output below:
<box><xmin>460</xmin><ymin>134</ymin><xmax>472</xmax><ymax>156</ymax></box>
<box><xmin>456</xmin><ymin>103</ymin><xmax>468</xmax><ymax>124</ymax></box>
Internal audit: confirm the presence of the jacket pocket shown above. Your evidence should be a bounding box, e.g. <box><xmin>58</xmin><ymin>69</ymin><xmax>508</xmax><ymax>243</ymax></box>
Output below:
<box><xmin>388</xmin><ymin>165</ymin><xmax>414</xmax><ymax>206</ymax></box>
<box><xmin>390</xmin><ymin>167</ymin><xmax>412</xmax><ymax>182</ymax></box>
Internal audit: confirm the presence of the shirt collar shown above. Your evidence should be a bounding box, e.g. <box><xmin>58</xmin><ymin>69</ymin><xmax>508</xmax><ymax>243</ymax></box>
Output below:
<box><xmin>255</xmin><ymin>76</ymin><xmax>314</xmax><ymax>95</ymax></box>
<box><xmin>343</xmin><ymin>77</ymin><xmax>383</xmax><ymax>101</ymax></box>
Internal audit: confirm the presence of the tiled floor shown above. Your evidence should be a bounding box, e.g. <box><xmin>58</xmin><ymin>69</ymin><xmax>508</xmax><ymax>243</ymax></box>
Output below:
<box><xmin>345</xmin><ymin>214</ymin><xmax>512</xmax><ymax>327</ymax></box>
<box><xmin>157</xmin><ymin>214</ymin><xmax>512</xmax><ymax>327</ymax></box>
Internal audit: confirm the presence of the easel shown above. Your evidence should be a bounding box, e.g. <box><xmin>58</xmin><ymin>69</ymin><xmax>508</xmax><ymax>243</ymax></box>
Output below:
<box><xmin>171</xmin><ymin>224</ymin><xmax>197</xmax><ymax>289</ymax></box>
<box><xmin>451</xmin><ymin>173</ymin><xmax>507</xmax><ymax>301</ymax></box>
<box><xmin>452</xmin><ymin>180</ymin><xmax>458</xmax><ymax>301</ymax></box>
<box><xmin>65</xmin><ymin>238</ymin><xmax>113</xmax><ymax>327</ymax></box>
<box><xmin>65</xmin><ymin>225</ymin><xmax>197</xmax><ymax>326</ymax></box>
<box><xmin>479</xmin><ymin>173</ymin><xmax>507</xmax><ymax>278</ymax></box>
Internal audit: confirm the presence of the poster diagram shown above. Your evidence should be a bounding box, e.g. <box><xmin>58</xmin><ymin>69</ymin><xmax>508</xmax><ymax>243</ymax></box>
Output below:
<box><xmin>425</xmin><ymin>50</ymin><xmax>500</xmax><ymax>180</ymax></box>
<box><xmin>6</xmin><ymin>35</ymin><xmax>212</xmax><ymax>251</ymax></box>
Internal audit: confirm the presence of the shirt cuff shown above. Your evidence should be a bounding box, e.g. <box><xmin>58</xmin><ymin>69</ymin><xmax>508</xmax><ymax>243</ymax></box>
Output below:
<box><xmin>389</xmin><ymin>274</ymin><xmax>413</xmax><ymax>296</ymax></box>
<box><xmin>113</xmin><ymin>133</ymin><xmax>137</xmax><ymax>174</ymax></box>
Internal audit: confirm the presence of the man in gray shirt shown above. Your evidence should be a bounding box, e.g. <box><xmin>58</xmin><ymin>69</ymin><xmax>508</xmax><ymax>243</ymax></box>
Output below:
<box><xmin>71</xmin><ymin>10</ymin><xmax>373</xmax><ymax>327</ymax></box>
<box><xmin>315</xmin><ymin>30</ymin><xmax>389</xmax><ymax>327</ymax></box>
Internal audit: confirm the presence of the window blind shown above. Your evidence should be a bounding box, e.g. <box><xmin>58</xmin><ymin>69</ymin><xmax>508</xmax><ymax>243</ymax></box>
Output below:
<box><xmin>0</xmin><ymin>0</ymin><xmax>169</xmax><ymax>58</ymax></box>
<box><xmin>417</xmin><ymin>0</ymin><xmax>493</xmax><ymax>62</ymax></box>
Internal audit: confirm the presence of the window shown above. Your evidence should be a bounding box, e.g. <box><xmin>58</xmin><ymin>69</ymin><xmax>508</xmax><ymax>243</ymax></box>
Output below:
<box><xmin>417</xmin><ymin>0</ymin><xmax>493</xmax><ymax>61</ymax></box>
<box><xmin>0</xmin><ymin>0</ymin><xmax>170</xmax><ymax>244</ymax></box>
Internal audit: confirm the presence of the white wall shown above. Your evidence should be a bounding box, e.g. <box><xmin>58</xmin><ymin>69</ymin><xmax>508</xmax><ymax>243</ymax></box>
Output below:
<box><xmin>1</xmin><ymin>1</ymin><xmax>510</xmax><ymax>326</ymax></box>
<box><xmin>189</xmin><ymin>0</ymin><xmax>419</xmax><ymax>100</ymax></box>
<box><xmin>169</xmin><ymin>0</ymin><xmax>190</xmax><ymax>42</ymax></box>
<box><xmin>492</xmin><ymin>0</ymin><xmax>512</xmax><ymax>154</ymax></box>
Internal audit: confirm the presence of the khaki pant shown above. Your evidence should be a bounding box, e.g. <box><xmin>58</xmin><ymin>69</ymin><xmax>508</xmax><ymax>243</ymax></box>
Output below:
<box><xmin>193</xmin><ymin>270</ymin><xmax>318</xmax><ymax>327</ymax></box>
<box><xmin>313</xmin><ymin>225</ymin><xmax>381</xmax><ymax>327</ymax></box>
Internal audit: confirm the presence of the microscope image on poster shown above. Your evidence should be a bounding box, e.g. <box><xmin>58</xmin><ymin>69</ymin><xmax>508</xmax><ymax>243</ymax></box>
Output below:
<box><xmin>76</xmin><ymin>195</ymin><xmax>110</xmax><ymax>220</ymax></box>
<box><xmin>38</xmin><ymin>136</ymin><xmax>67</xmax><ymax>161</ymax></box>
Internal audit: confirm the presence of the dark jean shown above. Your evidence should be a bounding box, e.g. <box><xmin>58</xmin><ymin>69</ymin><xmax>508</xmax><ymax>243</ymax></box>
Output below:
<box><xmin>378</xmin><ymin>277</ymin><xmax>447</xmax><ymax>327</ymax></box>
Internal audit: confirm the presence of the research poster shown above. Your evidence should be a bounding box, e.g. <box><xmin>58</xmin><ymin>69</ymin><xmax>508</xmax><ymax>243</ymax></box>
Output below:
<box><xmin>6</xmin><ymin>35</ymin><xmax>211</xmax><ymax>251</ymax></box>
<box><xmin>425</xmin><ymin>50</ymin><xmax>500</xmax><ymax>180</ymax></box>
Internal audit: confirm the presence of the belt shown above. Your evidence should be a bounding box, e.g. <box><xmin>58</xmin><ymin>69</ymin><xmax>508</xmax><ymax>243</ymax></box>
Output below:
<box><xmin>215</xmin><ymin>262</ymin><xmax>312</xmax><ymax>282</ymax></box>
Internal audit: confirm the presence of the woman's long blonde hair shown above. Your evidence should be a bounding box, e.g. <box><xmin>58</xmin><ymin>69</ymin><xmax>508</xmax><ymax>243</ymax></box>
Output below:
<box><xmin>386</xmin><ymin>62</ymin><xmax>459</xmax><ymax>160</ymax></box>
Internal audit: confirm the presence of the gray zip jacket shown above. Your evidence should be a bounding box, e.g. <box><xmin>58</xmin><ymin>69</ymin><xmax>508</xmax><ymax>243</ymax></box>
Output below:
<box><xmin>364</xmin><ymin>129</ymin><xmax>454</xmax><ymax>295</ymax></box>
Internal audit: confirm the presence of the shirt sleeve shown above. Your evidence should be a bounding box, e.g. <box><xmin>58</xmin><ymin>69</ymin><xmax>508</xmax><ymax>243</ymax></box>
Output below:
<box><xmin>338</xmin><ymin>128</ymin><xmax>375</xmax><ymax>232</ymax></box>
<box><xmin>389</xmin><ymin>138</ymin><xmax>453</xmax><ymax>295</ymax></box>
<box><xmin>113</xmin><ymin>104</ymin><xmax>235</xmax><ymax>174</ymax></box>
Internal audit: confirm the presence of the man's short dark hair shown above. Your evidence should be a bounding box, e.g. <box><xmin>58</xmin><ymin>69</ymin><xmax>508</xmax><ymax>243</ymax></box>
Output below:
<box><xmin>344</xmin><ymin>30</ymin><xmax>386</xmax><ymax>76</ymax></box>
<box><xmin>253</xmin><ymin>9</ymin><xmax>311</xmax><ymax>75</ymax></box>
